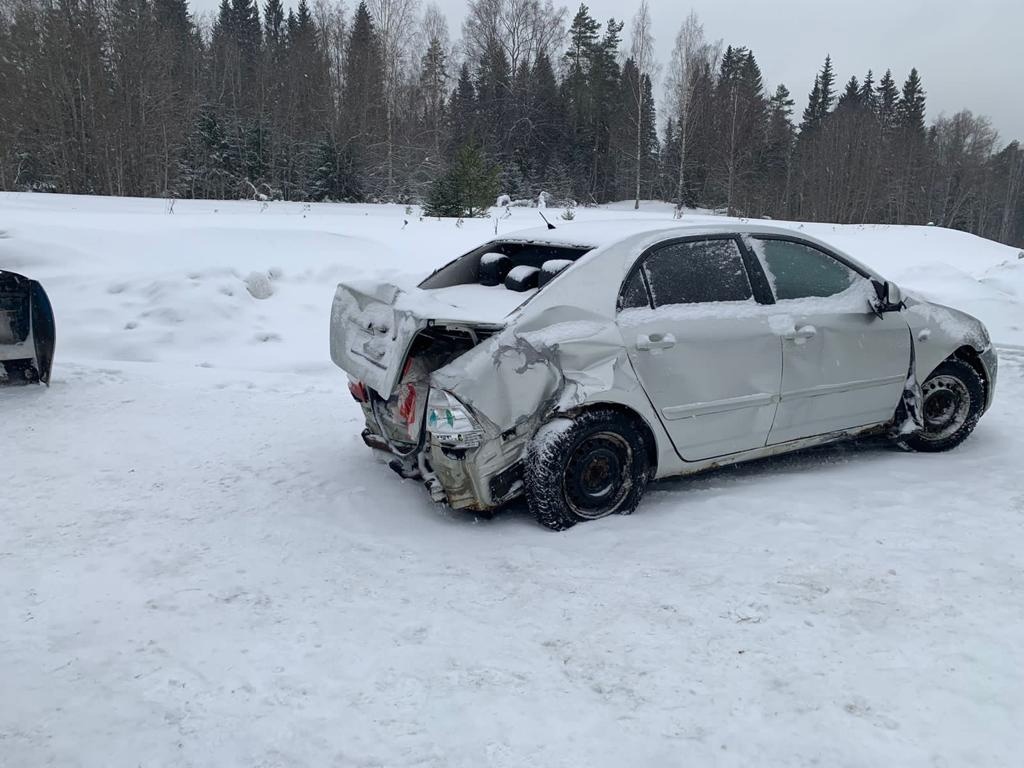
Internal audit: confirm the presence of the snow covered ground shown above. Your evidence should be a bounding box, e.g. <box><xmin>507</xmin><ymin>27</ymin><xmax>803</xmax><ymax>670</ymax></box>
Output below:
<box><xmin>2</xmin><ymin>193</ymin><xmax>1023</xmax><ymax>767</ymax></box>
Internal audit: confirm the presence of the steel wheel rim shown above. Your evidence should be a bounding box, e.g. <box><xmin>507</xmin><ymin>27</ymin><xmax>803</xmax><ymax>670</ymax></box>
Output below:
<box><xmin>920</xmin><ymin>374</ymin><xmax>971</xmax><ymax>441</ymax></box>
<box><xmin>563</xmin><ymin>431</ymin><xmax>633</xmax><ymax>519</ymax></box>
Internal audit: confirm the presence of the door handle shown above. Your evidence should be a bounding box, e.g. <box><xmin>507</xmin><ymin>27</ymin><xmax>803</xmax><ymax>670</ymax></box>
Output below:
<box><xmin>783</xmin><ymin>325</ymin><xmax>817</xmax><ymax>342</ymax></box>
<box><xmin>636</xmin><ymin>332</ymin><xmax>677</xmax><ymax>351</ymax></box>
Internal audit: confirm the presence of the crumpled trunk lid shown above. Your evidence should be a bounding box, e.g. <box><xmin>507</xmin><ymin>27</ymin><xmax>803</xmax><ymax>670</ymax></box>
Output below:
<box><xmin>330</xmin><ymin>281</ymin><xmax>426</xmax><ymax>396</ymax></box>
<box><xmin>329</xmin><ymin>280</ymin><xmax>509</xmax><ymax>397</ymax></box>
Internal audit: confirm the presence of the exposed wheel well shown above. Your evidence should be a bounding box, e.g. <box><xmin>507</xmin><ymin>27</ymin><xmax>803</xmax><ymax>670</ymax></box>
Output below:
<box><xmin>950</xmin><ymin>345</ymin><xmax>989</xmax><ymax>402</ymax></box>
<box><xmin>559</xmin><ymin>402</ymin><xmax>659</xmax><ymax>477</ymax></box>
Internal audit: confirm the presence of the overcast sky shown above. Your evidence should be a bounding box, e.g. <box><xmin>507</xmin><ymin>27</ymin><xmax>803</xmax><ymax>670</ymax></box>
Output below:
<box><xmin>194</xmin><ymin>0</ymin><xmax>1024</xmax><ymax>142</ymax></box>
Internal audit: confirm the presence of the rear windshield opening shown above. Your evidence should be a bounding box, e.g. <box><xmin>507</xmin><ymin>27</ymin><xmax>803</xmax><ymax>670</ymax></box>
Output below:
<box><xmin>419</xmin><ymin>242</ymin><xmax>592</xmax><ymax>291</ymax></box>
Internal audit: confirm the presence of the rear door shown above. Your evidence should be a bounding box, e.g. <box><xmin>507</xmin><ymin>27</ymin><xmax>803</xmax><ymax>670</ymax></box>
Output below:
<box><xmin>746</xmin><ymin>236</ymin><xmax>912</xmax><ymax>444</ymax></box>
<box><xmin>618</xmin><ymin>237</ymin><xmax>783</xmax><ymax>461</ymax></box>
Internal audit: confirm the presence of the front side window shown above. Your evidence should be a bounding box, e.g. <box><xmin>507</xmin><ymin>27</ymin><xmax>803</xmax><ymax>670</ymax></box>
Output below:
<box><xmin>640</xmin><ymin>238</ymin><xmax>752</xmax><ymax>307</ymax></box>
<box><xmin>750</xmin><ymin>237</ymin><xmax>862</xmax><ymax>300</ymax></box>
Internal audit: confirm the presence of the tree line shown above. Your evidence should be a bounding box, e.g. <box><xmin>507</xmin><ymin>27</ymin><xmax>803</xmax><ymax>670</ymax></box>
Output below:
<box><xmin>0</xmin><ymin>0</ymin><xmax>1021</xmax><ymax>246</ymax></box>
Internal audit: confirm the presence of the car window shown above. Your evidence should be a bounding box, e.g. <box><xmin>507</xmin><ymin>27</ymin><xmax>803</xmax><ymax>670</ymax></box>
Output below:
<box><xmin>618</xmin><ymin>269</ymin><xmax>650</xmax><ymax>310</ymax></box>
<box><xmin>640</xmin><ymin>238</ymin><xmax>752</xmax><ymax>307</ymax></box>
<box><xmin>419</xmin><ymin>242</ymin><xmax>591</xmax><ymax>289</ymax></box>
<box><xmin>750</xmin><ymin>238</ymin><xmax>861</xmax><ymax>300</ymax></box>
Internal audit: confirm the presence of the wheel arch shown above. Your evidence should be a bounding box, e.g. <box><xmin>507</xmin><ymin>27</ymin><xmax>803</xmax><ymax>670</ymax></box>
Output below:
<box><xmin>558</xmin><ymin>401</ymin><xmax>660</xmax><ymax>477</ymax></box>
<box><xmin>946</xmin><ymin>345</ymin><xmax>990</xmax><ymax>404</ymax></box>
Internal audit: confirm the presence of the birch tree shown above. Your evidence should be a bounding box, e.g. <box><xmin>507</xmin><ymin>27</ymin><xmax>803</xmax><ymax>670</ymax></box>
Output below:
<box><xmin>628</xmin><ymin>0</ymin><xmax>655</xmax><ymax>209</ymax></box>
<box><xmin>368</xmin><ymin>0</ymin><xmax>420</xmax><ymax>196</ymax></box>
<box><xmin>665</xmin><ymin>11</ymin><xmax>718</xmax><ymax>209</ymax></box>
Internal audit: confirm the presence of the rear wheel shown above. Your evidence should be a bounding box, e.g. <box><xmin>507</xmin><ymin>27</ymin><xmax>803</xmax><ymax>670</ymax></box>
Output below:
<box><xmin>525</xmin><ymin>409</ymin><xmax>650</xmax><ymax>531</ymax></box>
<box><xmin>897</xmin><ymin>359</ymin><xmax>984</xmax><ymax>452</ymax></box>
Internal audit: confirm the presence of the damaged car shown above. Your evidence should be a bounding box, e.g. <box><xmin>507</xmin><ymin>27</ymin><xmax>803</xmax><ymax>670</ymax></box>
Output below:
<box><xmin>1</xmin><ymin>270</ymin><xmax>55</xmax><ymax>385</ymax></box>
<box><xmin>330</xmin><ymin>222</ymin><xmax>997</xmax><ymax>530</ymax></box>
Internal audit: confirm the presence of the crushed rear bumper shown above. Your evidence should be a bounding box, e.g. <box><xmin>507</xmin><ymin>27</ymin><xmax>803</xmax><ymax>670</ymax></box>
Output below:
<box><xmin>0</xmin><ymin>270</ymin><xmax>55</xmax><ymax>385</ymax></box>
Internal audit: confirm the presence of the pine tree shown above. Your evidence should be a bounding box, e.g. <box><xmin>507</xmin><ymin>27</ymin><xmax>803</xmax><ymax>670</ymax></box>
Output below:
<box><xmin>858</xmin><ymin>70</ymin><xmax>877</xmax><ymax>111</ymax></box>
<box><xmin>448</xmin><ymin>63</ymin><xmax>477</xmax><ymax>158</ymax></box>
<box><xmin>424</xmin><ymin>142</ymin><xmax>498</xmax><ymax>217</ymax></box>
<box><xmin>341</xmin><ymin>1</ymin><xmax>385</xmax><ymax>197</ymax></box>
<box><xmin>263</xmin><ymin>0</ymin><xmax>284</xmax><ymax>48</ymax></box>
<box><xmin>801</xmin><ymin>75</ymin><xmax>822</xmax><ymax>132</ymax></box>
<box><xmin>837</xmin><ymin>76</ymin><xmax>861</xmax><ymax>110</ymax></box>
<box><xmin>898</xmin><ymin>68</ymin><xmax>927</xmax><ymax>133</ymax></box>
<box><xmin>528</xmin><ymin>51</ymin><xmax>565</xmax><ymax>182</ymax></box>
<box><xmin>763</xmin><ymin>83</ymin><xmax>795</xmax><ymax>215</ymax></box>
<box><xmin>818</xmin><ymin>55</ymin><xmax>836</xmax><ymax>116</ymax></box>
<box><xmin>474</xmin><ymin>39</ymin><xmax>511</xmax><ymax>158</ymax></box>
<box><xmin>876</xmin><ymin>69</ymin><xmax>899</xmax><ymax>129</ymax></box>
<box><xmin>308</xmin><ymin>136</ymin><xmax>360</xmax><ymax>201</ymax></box>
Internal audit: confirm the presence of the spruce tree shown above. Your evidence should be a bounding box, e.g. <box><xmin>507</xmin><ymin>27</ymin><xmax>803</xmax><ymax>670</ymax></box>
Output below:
<box><xmin>447</xmin><ymin>64</ymin><xmax>477</xmax><ymax>158</ymax></box>
<box><xmin>837</xmin><ymin>76</ymin><xmax>861</xmax><ymax>110</ymax></box>
<box><xmin>876</xmin><ymin>69</ymin><xmax>899</xmax><ymax>129</ymax></box>
<box><xmin>801</xmin><ymin>75</ymin><xmax>822</xmax><ymax>132</ymax></box>
<box><xmin>341</xmin><ymin>1</ymin><xmax>385</xmax><ymax>196</ymax></box>
<box><xmin>898</xmin><ymin>68</ymin><xmax>927</xmax><ymax>133</ymax></box>
<box><xmin>424</xmin><ymin>143</ymin><xmax>498</xmax><ymax>218</ymax></box>
<box><xmin>858</xmin><ymin>70</ymin><xmax>877</xmax><ymax>111</ymax></box>
<box><xmin>818</xmin><ymin>55</ymin><xmax>836</xmax><ymax>117</ymax></box>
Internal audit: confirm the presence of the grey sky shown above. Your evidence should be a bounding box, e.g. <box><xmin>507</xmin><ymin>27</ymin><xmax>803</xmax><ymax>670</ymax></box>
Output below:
<box><xmin>193</xmin><ymin>0</ymin><xmax>1024</xmax><ymax>142</ymax></box>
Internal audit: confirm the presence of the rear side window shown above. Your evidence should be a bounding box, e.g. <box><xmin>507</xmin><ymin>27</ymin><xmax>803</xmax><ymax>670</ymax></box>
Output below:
<box><xmin>750</xmin><ymin>238</ymin><xmax>861</xmax><ymax>300</ymax></box>
<box><xmin>640</xmin><ymin>238</ymin><xmax>752</xmax><ymax>307</ymax></box>
<box><xmin>618</xmin><ymin>269</ymin><xmax>651</xmax><ymax>310</ymax></box>
<box><xmin>419</xmin><ymin>242</ymin><xmax>591</xmax><ymax>289</ymax></box>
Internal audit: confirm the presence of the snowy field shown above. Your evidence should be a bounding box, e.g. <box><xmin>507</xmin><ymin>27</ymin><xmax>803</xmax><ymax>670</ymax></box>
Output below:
<box><xmin>2</xmin><ymin>192</ymin><xmax>1024</xmax><ymax>767</ymax></box>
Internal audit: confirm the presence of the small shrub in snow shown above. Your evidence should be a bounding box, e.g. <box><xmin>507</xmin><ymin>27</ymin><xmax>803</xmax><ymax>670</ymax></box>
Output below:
<box><xmin>560</xmin><ymin>208</ymin><xmax>575</xmax><ymax>221</ymax></box>
<box><xmin>244</xmin><ymin>271</ymin><xmax>274</xmax><ymax>300</ymax></box>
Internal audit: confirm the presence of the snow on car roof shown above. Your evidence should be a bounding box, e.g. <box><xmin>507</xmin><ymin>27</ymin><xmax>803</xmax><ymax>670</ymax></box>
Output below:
<box><xmin>495</xmin><ymin>218</ymin><xmax>835</xmax><ymax>250</ymax></box>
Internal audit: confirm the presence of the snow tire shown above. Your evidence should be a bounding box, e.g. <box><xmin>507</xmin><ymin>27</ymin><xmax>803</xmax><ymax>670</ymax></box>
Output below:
<box><xmin>525</xmin><ymin>409</ymin><xmax>650</xmax><ymax>531</ymax></box>
<box><xmin>896</xmin><ymin>358</ymin><xmax>984</xmax><ymax>453</ymax></box>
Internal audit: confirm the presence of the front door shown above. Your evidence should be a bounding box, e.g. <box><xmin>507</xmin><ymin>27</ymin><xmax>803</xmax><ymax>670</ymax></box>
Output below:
<box><xmin>745</xmin><ymin>236</ymin><xmax>912</xmax><ymax>445</ymax></box>
<box><xmin>618</xmin><ymin>237</ymin><xmax>783</xmax><ymax>462</ymax></box>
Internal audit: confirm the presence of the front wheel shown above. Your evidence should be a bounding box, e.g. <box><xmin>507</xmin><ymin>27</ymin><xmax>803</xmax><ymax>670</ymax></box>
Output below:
<box><xmin>897</xmin><ymin>359</ymin><xmax>984</xmax><ymax>452</ymax></box>
<box><xmin>524</xmin><ymin>409</ymin><xmax>650</xmax><ymax>531</ymax></box>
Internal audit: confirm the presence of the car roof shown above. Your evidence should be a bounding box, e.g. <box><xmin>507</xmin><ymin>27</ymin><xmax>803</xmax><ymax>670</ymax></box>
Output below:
<box><xmin>496</xmin><ymin>218</ymin><xmax>881</xmax><ymax>281</ymax></box>
<box><xmin>496</xmin><ymin>218</ymin><xmax>830</xmax><ymax>250</ymax></box>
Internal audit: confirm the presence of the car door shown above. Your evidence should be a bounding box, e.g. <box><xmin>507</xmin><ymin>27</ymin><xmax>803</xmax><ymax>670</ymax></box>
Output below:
<box><xmin>617</xmin><ymin>236</ymin><xmax>783</xmax><ymax>462</ymax></box>
<box><xmin>745</xmin><ymin>236</ymin><xmax>912</xmax><ymax>445</ymax></box>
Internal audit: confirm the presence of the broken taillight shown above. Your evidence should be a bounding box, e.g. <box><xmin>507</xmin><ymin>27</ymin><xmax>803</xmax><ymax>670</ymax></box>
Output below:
<box><xmin>348</xmin><ymin>379</ymin><xmax>368</xmax><ymax>403</ymax></box>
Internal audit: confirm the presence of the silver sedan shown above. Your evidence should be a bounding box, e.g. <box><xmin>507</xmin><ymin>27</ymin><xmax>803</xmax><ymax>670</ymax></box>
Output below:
<box><xmin>330</xmin><ymin>222</ymin><xmax>997</xmax><ymax>530</ymax></box>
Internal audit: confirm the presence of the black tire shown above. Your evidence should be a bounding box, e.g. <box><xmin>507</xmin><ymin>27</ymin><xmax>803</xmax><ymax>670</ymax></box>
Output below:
<box><xmin>897</xmin><ymin>358</ymin><xmax>984</xmax><ymax>452</ymax></box>
<box><xmin>524</xmin><ymin>409</ymin><xmax>650</xmax><ymax>531</ymax></box>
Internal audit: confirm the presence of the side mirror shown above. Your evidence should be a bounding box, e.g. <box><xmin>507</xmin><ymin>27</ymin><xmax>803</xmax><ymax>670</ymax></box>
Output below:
<box><xmin>871</xmin><ymin>279</ymin><xmax>905</xmax><ymax>315</ymax></box>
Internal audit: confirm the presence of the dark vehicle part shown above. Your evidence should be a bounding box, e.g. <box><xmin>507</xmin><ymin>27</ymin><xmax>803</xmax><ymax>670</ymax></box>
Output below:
<box><xmin>896</xmin><ymin>359</ymin><xmax>984</xmax><ymax>452</ymax></box>
<box><xmin>0</xmin><ymin>270</ymin><xmax>55</xmax><ymax>386</ymax></box>
<box><xmin>525</xmin><ymin>409</ymin><xmax>650</xmax><ymax>531</ymax></box>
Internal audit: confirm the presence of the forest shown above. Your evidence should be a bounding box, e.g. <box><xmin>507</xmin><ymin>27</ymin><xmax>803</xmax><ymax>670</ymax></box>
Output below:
<box><xmin>1</xmin><ymin>0</ymin><xmax>1022</xmax><ymax>246</ymax></box>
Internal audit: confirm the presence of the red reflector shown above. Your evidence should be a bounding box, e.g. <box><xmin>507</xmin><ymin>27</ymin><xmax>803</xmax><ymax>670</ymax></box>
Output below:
<box><xmin>348</xmin><ymin>380</ymin><xmax>368</xmax><ymax>403</ymax></box>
